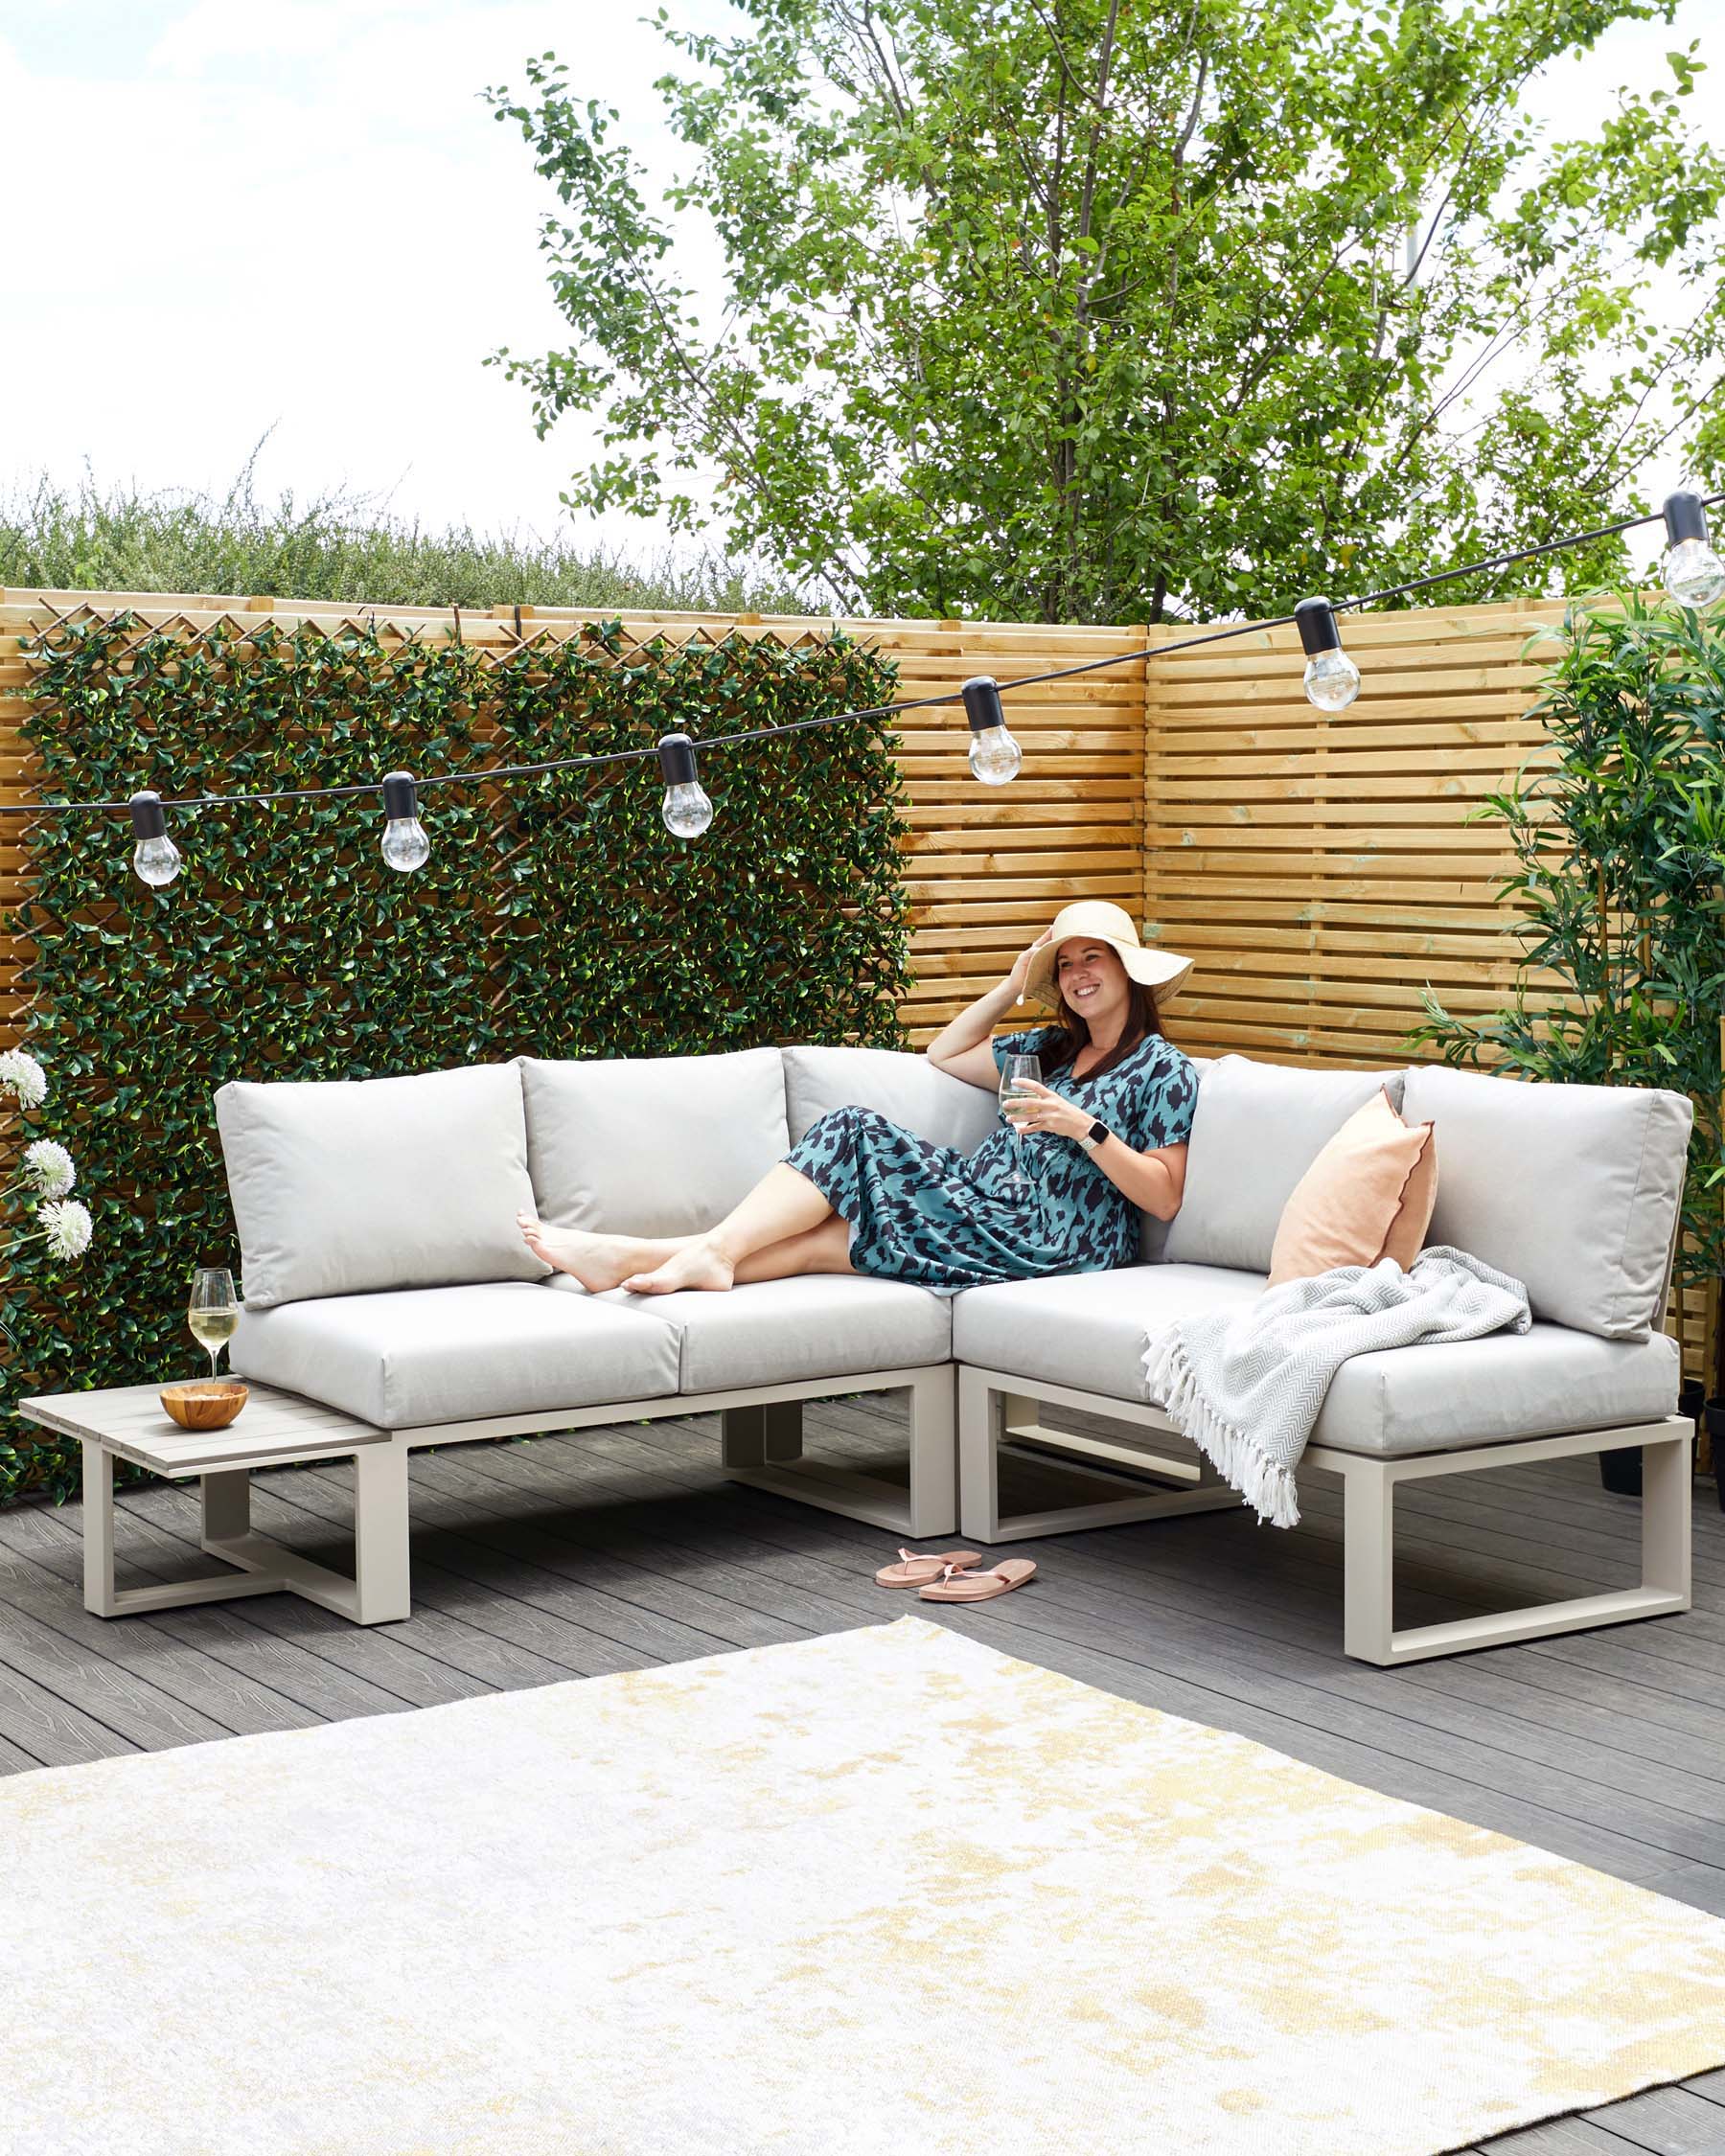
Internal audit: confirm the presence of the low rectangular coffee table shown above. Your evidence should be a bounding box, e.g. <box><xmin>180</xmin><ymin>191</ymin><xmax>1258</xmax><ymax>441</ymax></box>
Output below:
<box><xmin>19</xmin><ymin>1383</ymin><xmax>411</xmax><ymax>1625</ymax></box>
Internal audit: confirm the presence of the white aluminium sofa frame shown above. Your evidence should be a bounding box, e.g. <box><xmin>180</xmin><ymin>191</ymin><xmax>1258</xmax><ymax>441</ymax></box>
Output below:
<box><xmin>955</xmin><ymin>1214</ymin><xmax>1694</xmax><ymax>1666</ymax></box>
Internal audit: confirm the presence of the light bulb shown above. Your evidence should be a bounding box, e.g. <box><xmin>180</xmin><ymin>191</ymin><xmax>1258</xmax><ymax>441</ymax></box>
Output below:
<box><xmin>1294</xmin><ymin>596</ymin><xmax>1362</xmax><ymax>711</ymax></box>
<box><xmin>1665</xmin><ymin>539</ymin><xmax>1725</xmax><ymax>609</ymax></box>
<box><xmin>1302</xmin><ymin>648</ymin><xmax>1362</xmax><ymax>711</ymax></box>
<box><xmin>960</xmin><ymin>674</ymin><xmax>1023</xmax><ymax>786</ymax></box>
<box><xmin>127</xmin><ymin>791</ymin><xmax>181</xmax><ymax>888</ymax></box>
<box><xmin>656</xmin><ymin>732</ymin><xmax>714</xmax><ymax>839</ymax></box>
<box><xmin>380</xmin><ymin>769</ymin><xmax>430</xmax><ymax>873</ymax></box>
<box><xmin>380</xmin><ymin>815</ymin><xmax>431</xmax><ymax>872</ymax></box>
<box><xmin>132</xmin><ymin>834</ymin><xmax>182</xmax><ymax>887</ymax></box>
<box><xmin>968</xmin><ymin>725</ymin><xmax>1024</xmax><ymax>785</ymax></box>
<box><xmin>661</xmin><ymin>782</ymin><xmax>714</xmax><ymax>838</ymax></box>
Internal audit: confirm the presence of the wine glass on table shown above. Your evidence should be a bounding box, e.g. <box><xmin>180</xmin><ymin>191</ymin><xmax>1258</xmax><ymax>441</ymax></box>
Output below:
<box><xmin>188</xmin><ymin>1267</ymin><xmax>240</xmax><ymax>1385</ymax></box>
<box><xmin>999</xmin><ymin>1052</ymin><xmax>1042</xmax><ymax>1201</ymax></box>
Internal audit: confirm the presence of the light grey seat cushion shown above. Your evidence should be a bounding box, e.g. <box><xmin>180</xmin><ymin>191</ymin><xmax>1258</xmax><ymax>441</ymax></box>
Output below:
<box><xmin>521</xmin><ymin>1047</ymin><xmax>790</xmax><ymax>1238</ymax></box>
<box><xmin>570</xmin><ymin>1273</ymin><xmax>953</xmax><ymax>1392</ymax></box>
<box><xmin>953</xmin><ymin>1264</ymin><xmax>1268</xmax><ymax>1404</ymax></box>
<box><xmin>1402</xmin><ymin>1065</ymin><xmax>1692</xmax><ymax>1341</ymax></box>
<box><xmin>783</xmin><ymin>1044</ymin><xmax>999</xmax><ymax>1156</ymax></box>
<box><xmin>231</xmin><ymin>1281</ymin><xmax>681</xmax><ymax>1430</ymax></box>
<box><xmin>216</xmin><ymin>1064</ymin><xmax>548</xmax><ymax>1310</ymax></box>
<box><xmin>954</xmin><ymin>1262</ymin><xmax>1677</xmax><ymax>1456</ymax></box>
<box><xmin>1309</xmin><ymin>1326</ymin><xmax>1679</xmax><ymax>1457</ymax></box>
<box><xmin>1162</xmin><ymin>1056</ymin><xmax>1407</xmax><ymax>1273</ymax></box>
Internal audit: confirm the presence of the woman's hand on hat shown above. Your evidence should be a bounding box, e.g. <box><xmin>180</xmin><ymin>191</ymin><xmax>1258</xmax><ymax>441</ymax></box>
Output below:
<box><xmin>1003</xmin><ymin>1079</ymin><xmax>1089</xmax><ymax>1138</ymax></box>
<box><xmin>1004</xmin><ymin>929</ymin><xmax>1053</xmax><ymax>1000</ymax></box>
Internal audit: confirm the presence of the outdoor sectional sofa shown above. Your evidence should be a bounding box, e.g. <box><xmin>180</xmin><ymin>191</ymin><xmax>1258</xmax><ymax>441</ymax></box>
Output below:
<box><xmin>214</xmin><ymin>1044</ymin><xmax>1696</xmax><ymax>1666</ymax></box>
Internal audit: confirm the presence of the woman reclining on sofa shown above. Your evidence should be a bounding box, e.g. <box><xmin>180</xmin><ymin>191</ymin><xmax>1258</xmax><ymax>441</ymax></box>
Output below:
<box><xmin>518</xmin><ymin>900</ymin><xmax>1197</xmax><ymax>1297</ymax></box>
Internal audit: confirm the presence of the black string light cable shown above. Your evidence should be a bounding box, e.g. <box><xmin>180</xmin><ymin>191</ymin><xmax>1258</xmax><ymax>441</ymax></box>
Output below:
<box><xmin>5</xmin><ymin>489</ymin><xmax>1722</xmax><ymax>886</ymax></box>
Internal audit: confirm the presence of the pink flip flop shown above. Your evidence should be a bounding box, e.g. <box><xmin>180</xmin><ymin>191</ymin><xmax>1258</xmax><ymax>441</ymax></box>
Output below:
<box><xmin>918</xmin><ymin>1558</ymin><xmax>1037</xmax><ymax>1603</ymax></box>
<box><xmin>875</xmin><ymin>1548</ymin><xmax>984</xmax><ymax>1589</ymax></box>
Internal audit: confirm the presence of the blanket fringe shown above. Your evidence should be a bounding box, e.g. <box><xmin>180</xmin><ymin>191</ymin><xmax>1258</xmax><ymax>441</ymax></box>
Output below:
<box><xmin>1146</xmin><ymin>1334</ymin><xmax>1301</xmax><ymax>1529</ymax></box>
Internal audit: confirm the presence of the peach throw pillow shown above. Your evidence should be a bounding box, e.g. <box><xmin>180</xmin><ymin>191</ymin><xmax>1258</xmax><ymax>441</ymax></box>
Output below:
<box><xmin>1268</xmin><ymin>1088</ymin><xmax>1438</xmax><ymax>1287</ymax></box>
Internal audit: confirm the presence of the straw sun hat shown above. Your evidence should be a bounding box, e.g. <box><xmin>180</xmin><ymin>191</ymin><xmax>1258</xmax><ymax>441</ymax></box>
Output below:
<box><xmin>1023</xmin><ymin>900</ymin><xmax>1193</xmax><ymax>1012</ymax></box>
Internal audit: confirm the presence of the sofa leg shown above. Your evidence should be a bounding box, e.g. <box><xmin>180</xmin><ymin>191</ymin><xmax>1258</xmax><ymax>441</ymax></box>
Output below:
<box><xmin>718</xmin><ymin>1371</ymin><xmax>954</xmax><ymax>1537</ymax></box>
<box><xmin>957</xmin><ymin>1371</ymin><xmax>1244</xmax><ymax>1543</ymax></box>
<box><xmin>721</xmin><ymin>1403</ymin><xmax>805</xmax><ymax>1470</ymax></box>
<box><xmin>958</xmin><ymin>1367</ymin><xmax>1004</xmax><ymax>1543</ymax></box>
<box><xmin>1330</xmin><ymin>1422</ymin><xmax>1693</xmax><ymax>1665</ymax></box>
<box><xmin>905</xmin><ymin>1366</ymin><xmax>957</xmax><ymax>1539</ymax></box>
<box><xmin>1342</xmin><ymin>1461</ymin><xmax>1396</xmax><ymax>1664</ymax></box>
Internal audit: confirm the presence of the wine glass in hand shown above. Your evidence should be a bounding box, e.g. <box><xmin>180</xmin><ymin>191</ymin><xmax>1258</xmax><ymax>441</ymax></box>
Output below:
<box><xmin>188</xmin><ymin>1267</ymin><xmax>240</xmax><ymax>1383</ymax></box>
<box><xmin>999</xmin><ymin>1053</ymin><xmax>1042</xmax><ymax>1199</ymax></box>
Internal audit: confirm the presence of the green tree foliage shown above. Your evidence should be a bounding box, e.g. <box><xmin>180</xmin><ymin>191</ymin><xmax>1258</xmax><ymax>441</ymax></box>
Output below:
<box><xmin>0</xmin><ymin>616</ymin><xmax>908</xmax><ymax>1505</ymax></box>
<box><xmin>489</xmin><ymin>0</ymin><xmax>1725</xmax><ymax>625</ymax></box>
<box><xmin>1409</xmin><ymin>595</ymin><xmax>1725</xmax><ymax>1322</ymax></box>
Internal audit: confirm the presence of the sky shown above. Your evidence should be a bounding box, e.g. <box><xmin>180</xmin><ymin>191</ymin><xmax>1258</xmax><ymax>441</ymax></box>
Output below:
<box><xmin>1</xmin><ymin>0</ymin><xmax>1721</xmax><ymax>569</ymax></box>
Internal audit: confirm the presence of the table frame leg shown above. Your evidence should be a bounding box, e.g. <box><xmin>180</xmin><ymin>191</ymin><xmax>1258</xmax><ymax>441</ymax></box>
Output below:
<box><xmin>80</xmin><ymin>1436</ymin><xmax>414</xmax><ymax>1624</ymax></box>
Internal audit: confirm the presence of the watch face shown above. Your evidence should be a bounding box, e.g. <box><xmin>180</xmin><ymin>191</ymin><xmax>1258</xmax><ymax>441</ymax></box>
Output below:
<box><xmin>1087</xmin><ymin>1118</ymin><xmax>1110</xmax><ymax>1145</ymax></box>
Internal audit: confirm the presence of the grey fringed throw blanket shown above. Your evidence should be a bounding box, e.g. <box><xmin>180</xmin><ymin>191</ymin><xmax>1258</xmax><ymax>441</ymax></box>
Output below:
<box><xmin>1142</xmin><ymin>1247</ymin><xmax>1531</xmax><ymax>1529</ymax></box>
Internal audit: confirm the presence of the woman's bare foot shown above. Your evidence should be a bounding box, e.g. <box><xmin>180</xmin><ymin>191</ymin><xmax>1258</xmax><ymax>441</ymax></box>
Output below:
<box><xmin>517</xmin><ymin>1211</ymin><xmax>684</xmax><ymax>1293</ymax></box>
<box><xmin>620</xmin><ymin>1235</ymin><xmax>737</xmax><ymax>1296</ymax></box>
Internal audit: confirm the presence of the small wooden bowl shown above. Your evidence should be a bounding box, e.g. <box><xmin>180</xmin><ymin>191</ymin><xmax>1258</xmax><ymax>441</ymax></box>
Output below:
<box><xmin>160</xmin><ymin>1380</ymin><xmax>248</xmax><ymax>1432</ymax></box>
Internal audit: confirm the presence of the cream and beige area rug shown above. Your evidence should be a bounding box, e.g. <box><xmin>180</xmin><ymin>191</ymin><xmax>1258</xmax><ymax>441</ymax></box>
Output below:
<box><xmin>9</xmin><ymin>1617</ymin><xmax>1725</xmax><ymax>2156</ymax></box>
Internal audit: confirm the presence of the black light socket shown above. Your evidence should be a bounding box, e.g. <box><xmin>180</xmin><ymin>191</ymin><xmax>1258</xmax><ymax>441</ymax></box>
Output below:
<box><xmin>657</xmin><ymin>732</ymin><xmax>699</xmax><ymax>787</ymax></box>
<box><xmin>1294</xmin><ymin>597</ymin><xmax>1343</xmax><ymax>657</ymax></box>
<box><xmin>380</xmin><ymin>770</ymin><xmax>419</xmax><ymax>820</ymax></box>
<box><xmin>960</xmin><ymin>676</ymin><xmax>1005</xmax><ymax>733</ymax></box>
<box><xmin>128</xmin><ymin>790</ymin><xmax>167</xmax><ymax>841</ymax></box>
<box><xmin>1664</xmin><ymin>491</ymin><xmax>1710</xmax><ymax>547</ymax></box>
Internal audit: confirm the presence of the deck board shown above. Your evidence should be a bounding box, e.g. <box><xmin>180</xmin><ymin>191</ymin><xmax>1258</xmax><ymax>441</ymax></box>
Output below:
<box><xmin>4</xmin><ymin>1401</ymin><xmax>1725</xmax><ymax>2151</ymax></box>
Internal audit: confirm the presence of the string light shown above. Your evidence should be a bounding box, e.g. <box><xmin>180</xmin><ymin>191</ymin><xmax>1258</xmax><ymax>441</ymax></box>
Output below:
<box><xmin>1295</xmin><ymin>598</ymin><xmax>1362</xmax><ymax>712</ymax></box>
<box><xmin>657</xmin><ymin>732</ymin><xmax>714</xmax><ymax>838</ymax></box>
<box><xmin>961</xmin><ymin>676</ymin><xmax>1024</xmax><ymax>785</ymax></box>
<box><xmin>380</xmin><ymin>771</ymin><xmax>430</xmax><ymax>873</ymax></box>
<box><xmin>127</xmin><ymin>791</ymin><xmax>181</xmax><ymax>888</ymax></box>
<box><xmin>12</xmin><ymin>486</ymin><xmax>1719</xmax><ymax>896</ymax></box>
<box><xmin>1662</xmin><ymin>492</ymin><xmax>1725</xmax><ymax>610</ymax></box>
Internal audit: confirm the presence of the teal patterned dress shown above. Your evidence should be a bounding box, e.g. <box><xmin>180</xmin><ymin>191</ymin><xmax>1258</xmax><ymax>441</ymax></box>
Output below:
<box><xmin>782</xmin><ymin>1027</ymin><xmax>1198</xmax><ymax>1293</ymax></box>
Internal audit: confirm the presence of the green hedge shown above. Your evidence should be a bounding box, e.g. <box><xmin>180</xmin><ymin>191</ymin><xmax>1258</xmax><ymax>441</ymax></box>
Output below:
<box><xmin>2</xmin><ymin>614</ymin><xmax>908</xmax><ymax>1505</ymax></box>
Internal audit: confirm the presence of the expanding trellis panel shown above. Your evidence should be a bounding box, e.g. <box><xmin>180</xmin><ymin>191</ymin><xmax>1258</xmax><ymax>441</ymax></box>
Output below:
<box><xmin>0</xmin><ymin>591</ymin><xmax>1149</xmax><ymax>1051</ymax></box>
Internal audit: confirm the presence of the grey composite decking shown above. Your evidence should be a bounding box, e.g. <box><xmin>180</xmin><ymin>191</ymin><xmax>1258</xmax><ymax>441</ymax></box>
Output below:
<box><xmin>3</xmin><ymin>1396</ymin><xmax>1725</xmax><ymax>2155</ymax></box>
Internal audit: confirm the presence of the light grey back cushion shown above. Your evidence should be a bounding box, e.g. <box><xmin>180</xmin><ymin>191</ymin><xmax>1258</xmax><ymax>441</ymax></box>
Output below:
<box><xmin>1138</xmin><ymin>1050</ymin><xmax>1214</xmax><ymax>1259</ymax></box>
<box><xmin>1401</xmin><ymin>1065</ymin><xmax>1691</xmax><ymax>1340</ymax></box>
<box><xmin>216</xmin><ymin>1064</ymin><xmax>547</xmax><ymax>1310</ymax></box>
<box><xmin>784</xmin><ymin>1044</ymin><xmax>999</xmax><ymax>1158</ymax></box>
<box><xmin>1162</xmin><ymin>1055</ymin><xmax>1407</xmax><ymax>1273</ymax></box>
<box><xmin>521</xmin><ymin>1047</ymin><xmax>790</xmax><ymax>1238</ymax></box>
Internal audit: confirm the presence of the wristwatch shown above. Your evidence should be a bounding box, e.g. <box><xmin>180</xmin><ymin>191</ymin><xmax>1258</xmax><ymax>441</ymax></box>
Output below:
<box><xmin>1076</xmin><ymin>1118</ymin><xmax>1111</xmax><ymax>1157</ymax></box>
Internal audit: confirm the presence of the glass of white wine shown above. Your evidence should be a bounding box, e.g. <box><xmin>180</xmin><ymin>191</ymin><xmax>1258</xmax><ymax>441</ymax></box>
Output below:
<box><xmin>188</xmin><ymin>1267</ymin><xmax>240</xmax><ymax>1383</ymax></box>
<box><xmin>998</xmin><ymin>1052</ymin><xmax>1042</xmax><ymax>1200</ymax></box>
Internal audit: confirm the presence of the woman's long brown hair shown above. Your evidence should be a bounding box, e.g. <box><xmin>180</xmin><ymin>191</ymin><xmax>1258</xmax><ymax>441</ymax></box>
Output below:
<box><xmin>1038</xmin><ymin>974</ymin><xmax>1167</xmax><ymax>1082</ymax></box>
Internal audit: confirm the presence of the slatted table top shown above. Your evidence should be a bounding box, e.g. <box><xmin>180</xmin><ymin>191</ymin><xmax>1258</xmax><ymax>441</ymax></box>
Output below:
<box><xmin>18</xmin><ymin>1383</ymin><xmax>386</xmax><ymax>1479</ymax></box>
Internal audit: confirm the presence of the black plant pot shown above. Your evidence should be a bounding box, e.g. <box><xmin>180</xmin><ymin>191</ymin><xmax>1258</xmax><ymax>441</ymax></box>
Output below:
<box><xmin>1598</xmin><ymin>1444</ymin><xmax>1644</xmax><ymax>1497</ymax></box>
<box><xmin>1599</xmin><ymin>1379</ymin><xmax>1706</xmax><ymax>1498</ymax></box>
<box><xmin>1708</xmin><ymin>1399</ymin><xmax>1725</xmax><ymax>1515</ymax></box>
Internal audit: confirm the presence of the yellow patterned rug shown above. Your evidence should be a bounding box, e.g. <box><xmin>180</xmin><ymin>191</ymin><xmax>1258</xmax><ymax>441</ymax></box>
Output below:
<box><xmin>8</xmin><ymin>1616</ymin><xmax>1725</xmax><ymax>2155</ymax></box>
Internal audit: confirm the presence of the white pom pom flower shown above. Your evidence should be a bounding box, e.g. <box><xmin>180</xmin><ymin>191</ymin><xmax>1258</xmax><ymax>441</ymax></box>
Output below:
<box><xmin>22</xmin><ymin>1139</ymin><xmax>76</xmax><ymax>1200</ymax></box>
<box><xmin>36</xmin><ymin>1197</ymin><xmax>93</xmax><ymax>1261</ymax></box>
<box><xmin>0</xmin><ymin>1049</ymin><xmax>49</xmax><ymax>1111</ymax></box>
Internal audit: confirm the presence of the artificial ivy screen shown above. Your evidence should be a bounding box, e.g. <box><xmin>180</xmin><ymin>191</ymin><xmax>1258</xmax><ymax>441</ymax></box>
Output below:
<box><xmin>1</xmin><ymin>614</ymin><xmax>908</xmax><ymax>1504</ymax></box>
